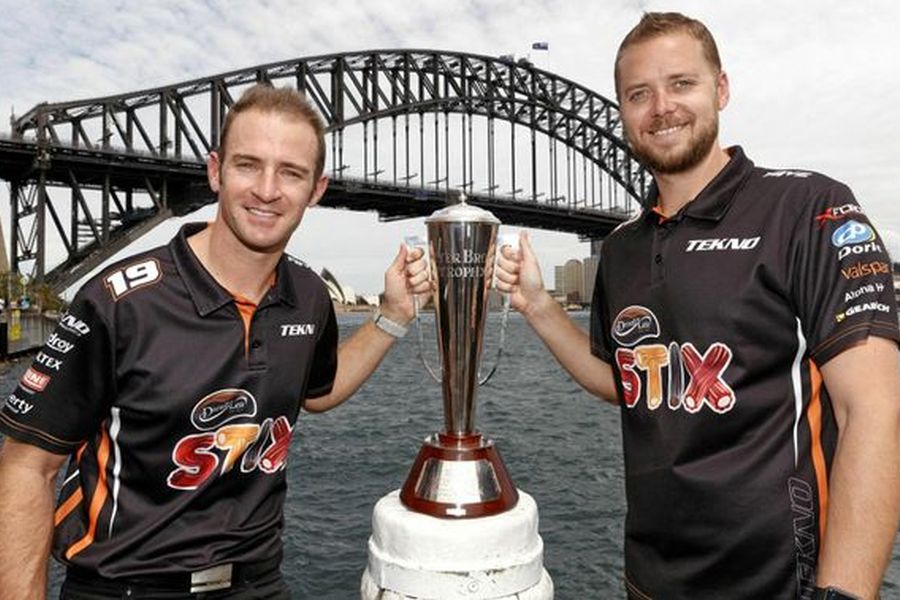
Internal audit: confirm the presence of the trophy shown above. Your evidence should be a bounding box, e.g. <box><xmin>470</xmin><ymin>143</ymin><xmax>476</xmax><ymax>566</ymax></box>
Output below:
<box><xmin>399</xmin><ymin>192</ymin><xmax>518</xmax><ymax>518</ymax></box>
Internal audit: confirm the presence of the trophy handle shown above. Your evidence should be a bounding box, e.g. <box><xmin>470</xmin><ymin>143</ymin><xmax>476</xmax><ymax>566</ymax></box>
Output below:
<box><xmin>478</xmin><ymin>231</ymin><xmax>517</xmax><ymax>386</ymax></box>
<box><xmin>406</xmin><ymin>235</ymin><xmax>442</xmax><ymax>383</ymax></box>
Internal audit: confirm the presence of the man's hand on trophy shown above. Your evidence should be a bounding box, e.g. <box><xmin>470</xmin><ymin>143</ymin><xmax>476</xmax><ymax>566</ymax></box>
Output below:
<box><xmin>495</xmin><ymin>232</ymin><xmax>548</xmax><ymax>314</ymax></box>
<box><xmin>380</xmin><ymin>245</ymin><xmax>431</xmax><ymax>325</ymax></box>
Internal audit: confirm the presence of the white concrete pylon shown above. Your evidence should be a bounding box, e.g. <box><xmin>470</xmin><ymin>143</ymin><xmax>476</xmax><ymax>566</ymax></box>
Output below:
<box><xmin>361</xmin><ymin>490</ymin><xmax>553</xmax><ymax>599</ymax></box>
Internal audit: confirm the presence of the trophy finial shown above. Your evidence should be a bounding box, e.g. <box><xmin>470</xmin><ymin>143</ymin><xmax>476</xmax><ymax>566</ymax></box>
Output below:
<box><xmin>454</xmin><ymin>189</ymin><xmax>467</xmax><ymax>205</ymax></box>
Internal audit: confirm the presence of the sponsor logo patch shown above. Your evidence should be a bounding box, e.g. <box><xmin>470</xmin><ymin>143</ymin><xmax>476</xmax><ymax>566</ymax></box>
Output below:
<box><xmin>840</xmin><ymin>260</ymin><xmax>890</xmax><ymax>280</ymax></box>
<box><xmin>815</xmin><ymin>203</ymin><xmax>864</xmax><ymax>228</ymax></box>
<box><xmin>844</xmin><ymin>283</ymin><xmax>884</xmax><ymax>302</ymax></box>
<box><xmin>4</xmin><ymin>394</ymin><xmax>34</xmax><ymax>415</ymax></box>
<box><xmin>615</xmin><ymin>341</ymin><xmax>736</xmax><ymax>413</ymax></box>
<box><xmin>21</xmin><ymin>367</ymin><xmax>50</xmax><ymax>392</ymax></box>
<box><xmin>837</xmin><ymin>241</ymin><xmax>882</xmax><ymax>261</ymax></box>
<box><xmin>34</xmin><ymin>352</ymin><xmax>63</xmax><ymax>371</ymax></box>
<box><xmin>46</xmin><ymin>333</ymin><xmax>75</xmax><ymax>354</ymax></box>
<box><xmin>685</xmin><ymin>237</ymin><xmax>760</xmax><ymax>252</ymax></box>
<box><xmin>763</xmin><ymin>170</ymin><xmax>812</xmax><ymax>178</ymax></box>
<box><xmin>835</xmin><ymin>301</ymin><xmax>892</xmax><ymax>323</ymax></box>
<box><xmin>831</xmin><ymin>220</ymin><xmax>875</xmax><ymax>248</ymax></box>
<box><xmin>280</xmin><ymin>323</ymin><xmax>316</xmax><ymax>337</ymax></box>
<box><xmin>59</xmin><ymin>312</ymin><xmax>90</xmax><ymax>337</ymax></box>
<box><xmin>611</xmin><ymin>306</ymin><xmax>660</xmax><ymax>347</ymax></box>
<box><xmin>190</xmin><ymin>389</ymin><xmax>257</xmax><ymax>431</ymax></box>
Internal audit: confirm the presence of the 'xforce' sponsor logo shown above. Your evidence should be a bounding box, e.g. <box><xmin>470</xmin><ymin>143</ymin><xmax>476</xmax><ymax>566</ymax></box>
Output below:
<box><xmin>611</xmin><ymin>306</ymin><xmax>659</xmax><ymax>347</ymax></box>
<box><xmin>831</xmin><ymin>220</ymin><xmax>875</xmax><ymax>248</ymax></box>
<box><xmin>815</xmin><ymin>203</ymin><xmax>864</xmax><ymax>228</ymax></box>
<box><xmin>841</xmin><ymin>260</ymin><xmax>890</xmax><ymax>280</ymax></box>
<box><xmin>615</xmin><ymin>341</ymin><xmax>736</xmax><ymax>413</ymax></box>
<box><xmin>837</xmin><ymin>242</ymin><xmax>882</xmax><ymax>261</ymax></box>
<box><xmin>46</xmin><ymin>333</ymin><xmax>75</xmax><ymax>354</ymax></box>
<box><xmin>4</xmin><ymin>394</ymin><xmax>34</xmax><ymax>415</ymax></box>
<box><xmin>835</xmin><ymin>301</ymin><xmax>892</xmax><ymax>323</ymax></box>
<box><xmin>59</xmin><ymin>312</ymin><xmax>90</xmax><ymax>337</ymax></box>
<box><xmin>685</xmin><ymin>237</ymin><xmax>760</xmax><ymax>252</ymax></box>
<box><xmin>20</xmin><ymin>367</ymin><xmax>50</xmax><ymax>393</ymax></box>
<box><xmin>190</xmin><ymin>389</ymin><xmax>257</xmax><ymax>431</ymax></box>
<box><xmin>280</xmin><ymin>323</ymin><xmax>316</xmax><ymax>337</ymax></box>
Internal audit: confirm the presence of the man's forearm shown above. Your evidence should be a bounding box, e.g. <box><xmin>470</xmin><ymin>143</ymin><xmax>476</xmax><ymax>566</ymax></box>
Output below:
<box><xmin>816</xmin><ymin>408</ymin><xmax>900</xmax><ymax>598</ymax></box>
<box><xmin>303</xmin><ymin>321</ymin><xmax>398</xmax><ymax>413</ymax></box>
<box><xmin>521</xmin><ymin>291</ymin><xmax>618</xmax><ymax>403</ymax></box>
<box><xmin>0</xmin><ymin>442</ymin><xmax>60</xmax><ymax>599</ymax></box>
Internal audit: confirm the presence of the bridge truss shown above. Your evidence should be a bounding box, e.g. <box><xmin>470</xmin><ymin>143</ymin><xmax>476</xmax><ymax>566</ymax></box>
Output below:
<box><xmin>0</xmin><ymin>50</ymin><xmax>648</xmax><ymax>290</ymax></box>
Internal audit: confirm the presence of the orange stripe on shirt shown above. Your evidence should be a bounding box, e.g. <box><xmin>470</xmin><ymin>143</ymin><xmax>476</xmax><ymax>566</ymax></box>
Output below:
<box><xmin>54</xmin><ymin>443</ymin><xmax>90</xmax><ymax>526</ymax></box>
<box><xmin>65</xmin><ymin>428</ymin><xmax>111</xmax><ymax>560</ymax></box>
<box><xmin>807</xmin><ymin>360</ymin><xmax>829</xmax><ymax>546</ymax></box>
<box><xmin>54</xmin><ymin>488</ymin><xmax>83</xmax><ymax>527</ymax></box>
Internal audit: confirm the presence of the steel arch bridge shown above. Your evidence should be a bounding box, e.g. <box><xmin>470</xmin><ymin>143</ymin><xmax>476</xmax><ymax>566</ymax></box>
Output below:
<box><xmin>0</xmin><ymin>49</ymin><xmax>649</xmax><ymax>291</ymax></box>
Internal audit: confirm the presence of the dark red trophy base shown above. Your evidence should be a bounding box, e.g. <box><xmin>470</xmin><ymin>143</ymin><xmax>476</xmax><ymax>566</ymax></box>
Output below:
<box><xmin>399</xmin><ymin>432</ymin><xmax>518</xmax><ymax>518</ymax></box>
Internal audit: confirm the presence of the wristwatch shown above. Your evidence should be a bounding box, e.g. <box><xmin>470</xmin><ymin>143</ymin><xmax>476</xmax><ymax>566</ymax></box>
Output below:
<box><xmin>372</xmin><ymin>308</ymin><xmax>408</xmax><ymax>338</ymax></box>
<box><xmin>812</xmin><ymin>587</ymin><xmax>861</xmax><ymax>600</ymax></box>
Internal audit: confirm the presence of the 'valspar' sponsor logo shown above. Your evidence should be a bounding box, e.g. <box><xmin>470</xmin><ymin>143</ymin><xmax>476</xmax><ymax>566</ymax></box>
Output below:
<box><xmin>840</xmin><ymin>260</ymin><xmax>890</xmax><ymax>280</ymax></box>
<box><xmin>685</xmin><ymin>237</ymin><xmax>760</xmax><ymax>252</ymax></box>
<box><xmin>611</xmin><ymin>306</ymin><xmax>660</xmax><ymax>347</ymax></box>
<box><xmin>835</xmin><ymin>301</ymin><xmax>892</xmax><ymax>323</ymax></box>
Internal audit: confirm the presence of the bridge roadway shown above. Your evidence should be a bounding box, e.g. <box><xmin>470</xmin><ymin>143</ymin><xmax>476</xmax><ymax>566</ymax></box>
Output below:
<box><xmin>0</xmin><ymin>135</ymin><xmax>633</xmax><ymax>244</ymax></box>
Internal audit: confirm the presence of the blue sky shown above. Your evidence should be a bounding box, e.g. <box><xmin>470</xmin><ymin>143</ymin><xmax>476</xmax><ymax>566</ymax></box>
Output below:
<box><xmin>1</xmin><ymin>0</ymin><xmax>898</xmax><ymax>295</ymax></box>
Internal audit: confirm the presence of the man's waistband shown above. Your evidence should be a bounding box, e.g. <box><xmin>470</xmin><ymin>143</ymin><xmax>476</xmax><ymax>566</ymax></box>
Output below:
<box><xmin>66</xmin><ymin>554</ymin><xmax>282</xmax><ymax>594</ymax></box>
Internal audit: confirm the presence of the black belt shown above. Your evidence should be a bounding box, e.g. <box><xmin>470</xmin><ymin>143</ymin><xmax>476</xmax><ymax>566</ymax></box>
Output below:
<box><xmin>66</xmin><ymin>554</ymin><xmax>282</xmax><ymax>594</ymax></box>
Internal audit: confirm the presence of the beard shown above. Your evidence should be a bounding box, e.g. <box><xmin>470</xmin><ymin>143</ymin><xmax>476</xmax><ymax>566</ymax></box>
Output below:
<box><xmin>625</xmin><ymin>113</ymin><xmax>719</xmax><ymax>175</ymax></box>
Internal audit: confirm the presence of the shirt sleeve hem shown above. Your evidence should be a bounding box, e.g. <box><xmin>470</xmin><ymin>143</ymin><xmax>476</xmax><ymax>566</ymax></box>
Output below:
<box><xmin>809</xmin><ymin>321</ymin><xmax>900</xmax><ymax>366</ymax></box>
<box><xmin>0</xmin><ymin>414</ymin><xmax>79</xmax><ymax>455</ymax></box>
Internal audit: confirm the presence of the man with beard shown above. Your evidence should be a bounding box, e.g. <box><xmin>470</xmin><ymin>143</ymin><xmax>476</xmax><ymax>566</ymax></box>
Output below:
<box><xmin>496</xmin><ymin>12</ymin><xmax>900</xmax><ymax>600</ymax></box>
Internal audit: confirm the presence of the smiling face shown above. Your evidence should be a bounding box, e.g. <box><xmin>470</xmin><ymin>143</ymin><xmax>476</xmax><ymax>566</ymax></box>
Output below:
<box><xmin>207</xmin><ymin>108</ymin><xmax>328</xmax><ymax>256</ymax></box>
<box><xmin>617</xmin><ymin>32</ymin><xmax>729</xmax><ymax>176</ymax></box>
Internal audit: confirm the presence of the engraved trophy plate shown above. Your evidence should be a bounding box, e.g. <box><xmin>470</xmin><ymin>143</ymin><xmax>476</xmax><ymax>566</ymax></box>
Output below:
<box><xmin>400</xmin><ymin>192</ymin><xmax>518</xmax><ymax>518</ymax></box>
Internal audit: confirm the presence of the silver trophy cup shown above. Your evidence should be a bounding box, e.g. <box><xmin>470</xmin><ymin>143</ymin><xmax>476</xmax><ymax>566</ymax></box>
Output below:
<box><xmin>400</xmin><ymin>194</ymin><xmax>518</xmax><ymax>518</ymax></box>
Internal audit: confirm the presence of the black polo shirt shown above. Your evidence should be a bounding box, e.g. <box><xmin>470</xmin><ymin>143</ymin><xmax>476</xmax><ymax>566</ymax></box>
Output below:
<box><xmin>0</xmin><ymin>223</ymin><xmax>337</xmax><ymax>578</ymax></box>
<box><xmin>590</xmin><ymin>148</ymin><xmax>899</xmax><ymax>599</ymax></box>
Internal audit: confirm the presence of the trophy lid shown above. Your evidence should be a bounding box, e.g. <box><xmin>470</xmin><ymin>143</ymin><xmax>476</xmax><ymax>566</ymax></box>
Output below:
<box><xmin>426</xmin><ymin>192</ymin><xmax>500</xmax><ymax>225</ymax></box>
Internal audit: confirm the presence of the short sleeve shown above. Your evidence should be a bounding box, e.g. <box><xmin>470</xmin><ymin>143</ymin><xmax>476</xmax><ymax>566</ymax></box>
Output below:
<box><xmin>590</xmin><ymin>252</ymin><xmax>614</xmax><ymax>363</ymax></box>
<box><xmin>0</xmin><ymin>285</ymin><xmax>115</xmax><ymax>454</ymax></box>
<box><xmin>789</xmin><ymin>181</ymin><xmax>900</xmax><ymax>366</ymax></box>
<box><xmin>304</xmin><ymin>300</ymin><xmax>338</xmax><ymax>399</ymax></box>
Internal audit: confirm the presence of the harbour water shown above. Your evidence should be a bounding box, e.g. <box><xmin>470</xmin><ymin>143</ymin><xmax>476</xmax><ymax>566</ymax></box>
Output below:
<box><xmin>1</xmin><ymin>312</ymin><xmax>898</xmax><ymax>598</ymax></box>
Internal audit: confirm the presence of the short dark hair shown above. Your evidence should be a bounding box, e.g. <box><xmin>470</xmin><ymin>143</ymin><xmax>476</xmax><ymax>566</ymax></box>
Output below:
<box><xmin>614</xmin><ymin>12</ymin><xmax>722</xmax><ymax>99</ymax></box>
<box><xmin>218</xmin><ymin>83</ymin><xmax>327</xmax><ymax>180</ymax></box>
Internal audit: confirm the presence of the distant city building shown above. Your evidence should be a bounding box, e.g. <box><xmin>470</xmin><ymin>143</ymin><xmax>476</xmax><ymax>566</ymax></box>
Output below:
<box><xmin>583</xmin><ymin>255</ymin><xmax>599</xmax><ymax>303</ymax></box>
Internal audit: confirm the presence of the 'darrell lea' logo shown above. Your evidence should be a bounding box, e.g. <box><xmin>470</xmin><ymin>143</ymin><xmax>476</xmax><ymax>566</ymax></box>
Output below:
<box><xmin>190</xmin><ymin>389</ymin><xmax>257</xmax><ymax>431</ymax></box>
<box><xmin>612</xmin><ymin>305</ymin><xmax>660</xmax><ymax>347</ymax></box>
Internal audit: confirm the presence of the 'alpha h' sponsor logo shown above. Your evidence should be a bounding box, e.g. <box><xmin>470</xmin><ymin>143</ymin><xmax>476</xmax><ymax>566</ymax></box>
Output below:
<box><xmin>685</xmin><ymin>237</ymin><xmax>760</xmax><ymax>252</ymax></box>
